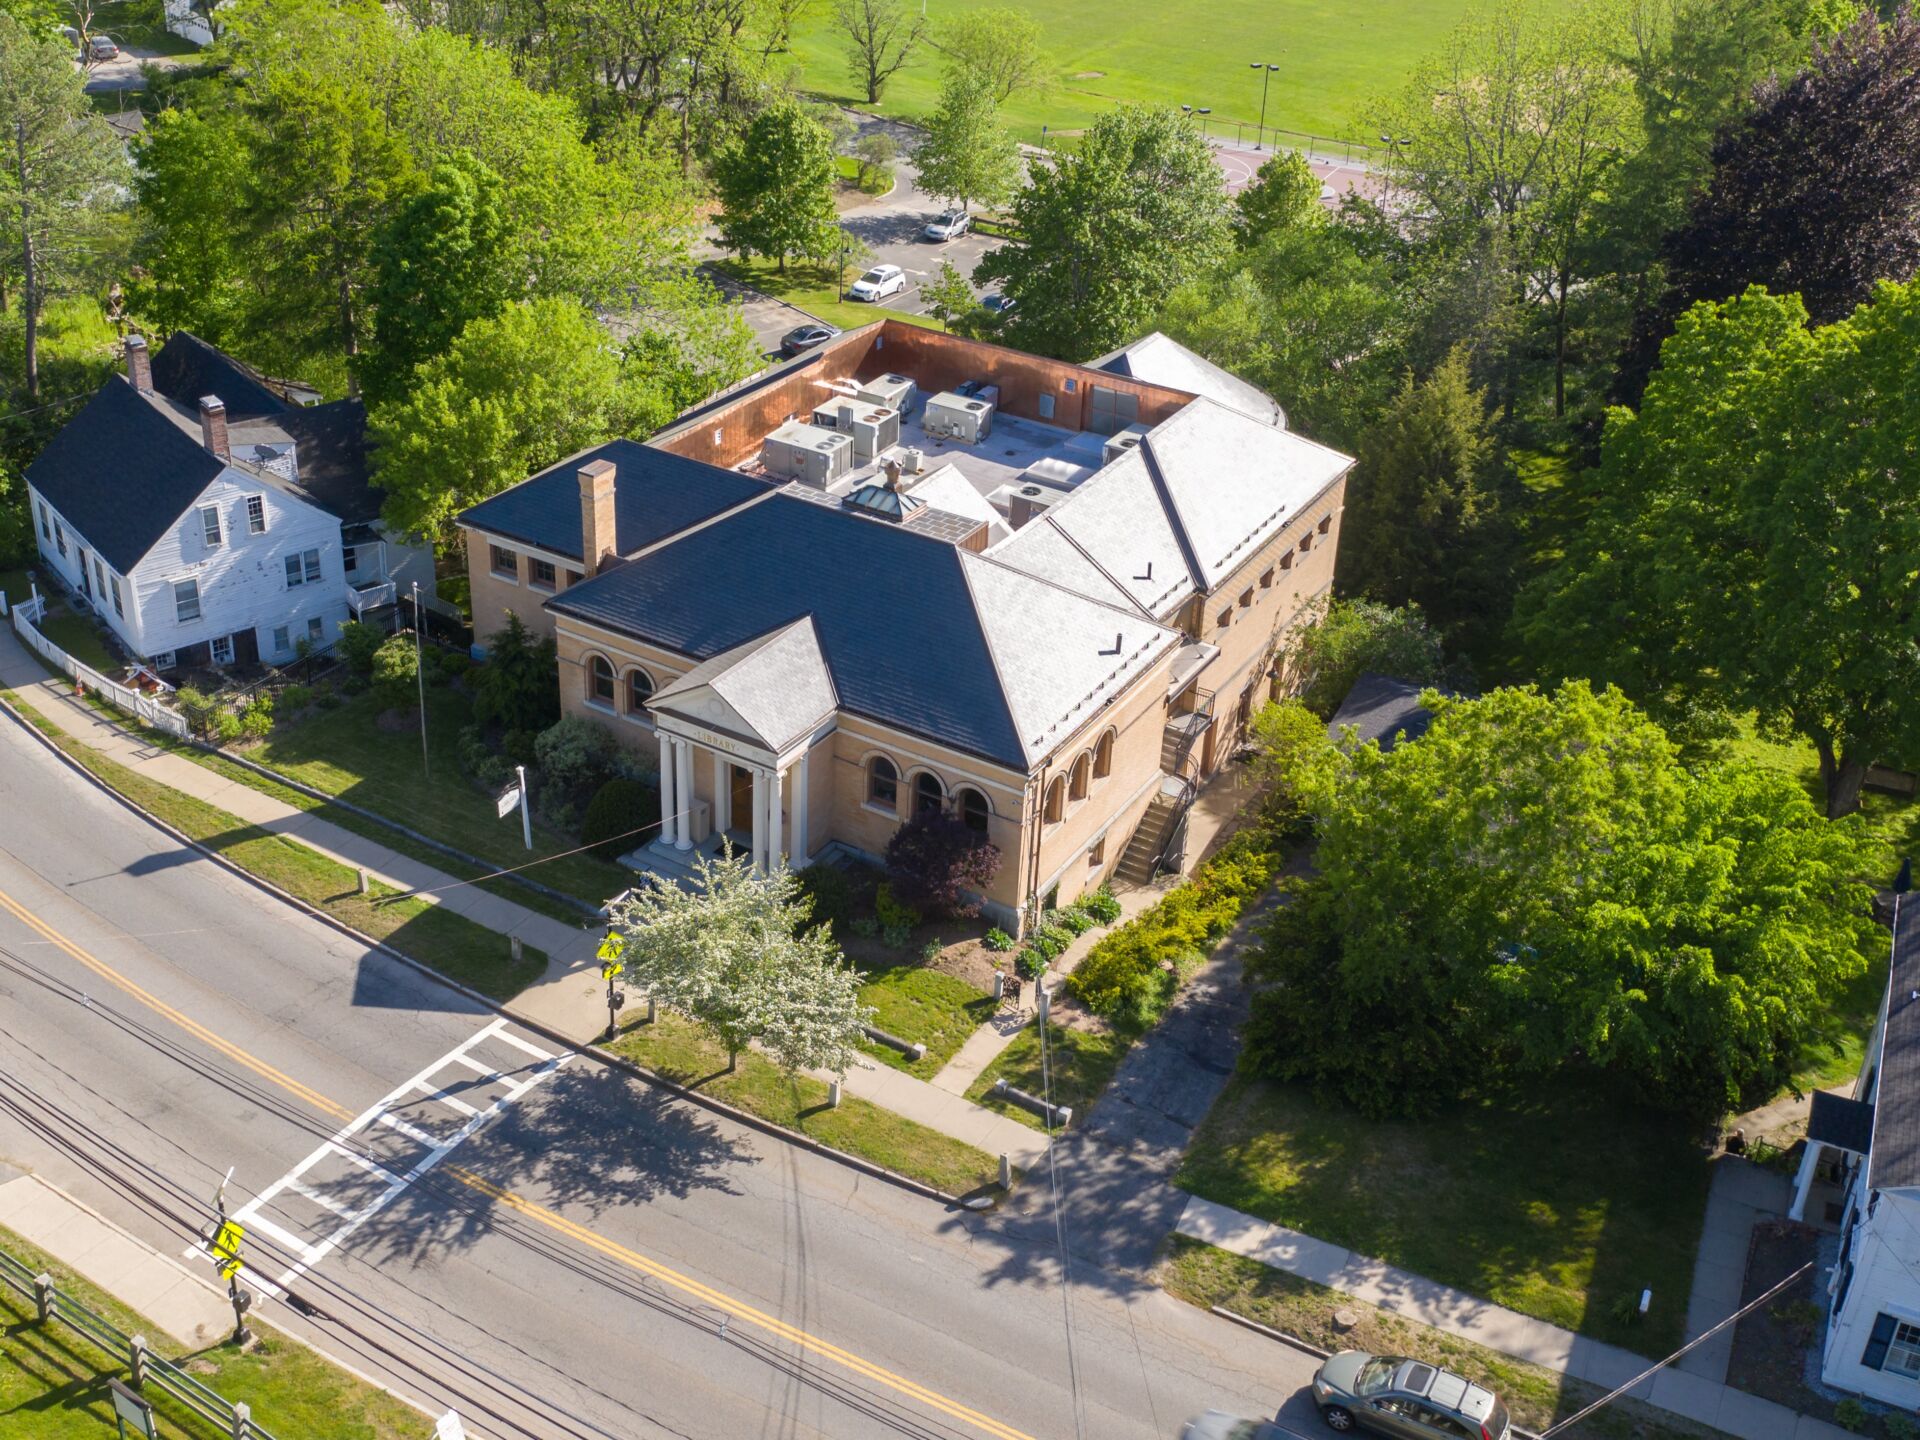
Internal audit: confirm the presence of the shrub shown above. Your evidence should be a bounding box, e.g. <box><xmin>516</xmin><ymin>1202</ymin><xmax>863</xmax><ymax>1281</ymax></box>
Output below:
<box><xmin>581</xmin><ymin>777</ymin><xmax>659</xmax><ymax>859</ymax></box>
<box><xmin>1834</xmin><ymin>1399</ymin><xmax>1866</xmax><ymax>1433</ymax></box>
<box><xmin>883</xmin><ymin>809</ymin><xmax>1002</xmax><ymax>917</ymax></box>
<box><xmin>175</xmin><ymin>686</ymin><xmax>219</xmax><ymax>740</ymax></box>
<box><xmin>210</xmin><ymin>709</ymin><xmax>244</xmax><ymax>746</ymax></box>
<box><xmin>1080</xmin><ymin>887</ymin><xmax>1121</xmax><ymax>924</ymax></box>
<box><xmin>314</xmin><ymin>685</ymin><xmax>342</xmax><ymax>710</ymax></box>
<box><xmin>874</xmin><ymin>881</ymin><xmax>919</xmax><ymax>933</ymax></box>
<box><xmin>502</xmin><ymin>727</ymin><xmax>538</xmax><ymax>766</ymax></box>
<box><xmin>473</xmin><ymin>753</ymin><xmax>512</xmax><ymax>789</ymax></box>
<box><xmin>851</xmin><ymin>915</ymin><xmax>880</xmax><ymax>940</ymax></box>
<box><xmin>920</xmin><ymin>938</ymin><xmax>944</xmax><ymax>962</ymax></box>
<box><xmin>371</xmin><ymin>634</ymin><xmax>419</xmax><ymax>710</ymax></box>
<box><xmin>1291</xmin><ymin>598</ymin><xmax>1447</xmax><ymax>718</ymax></box>
<box><xmin>434</xmin><ymin>647</ymin><xmax>470</xmax><ymax>680</ymax></box>
<box><xmin>457</xmin><ymin>723</ymin><xmax>492</xmax><ymax>776</ymax></box>
<box><xmin>1015</xmin><ymin>948</ymin><xmax>1047</xmax><ymax>980</ymax></box>
<box><xmin>1056</xmin><ymin>906</ymin><xmax>1097</xmax><ymax>936</ymax></box>
<box><xmin>278</xmin><ymin>683</ymin><xmax>312</xmax><ymax>713</ymax></box>
<box><xmin>1028</xmin><ymin>922</ymin><xmax>1072</xmax><ymax>960</ymax></box>
<box><xmin>472</xmin><ymin>613</ymin><xmax>559</xmax><ymax>734</ymax></box>
<box><xmin>1883</xmin><ymin>1414</ymin><xmax>1917</xmax><ymax>1440</ymax></box>
<box><xmin>881</xmin><ymin>922</ymin><xmax>913</xmax><ymax>949</ymax></box>
<box><xmin>237</xmin><ymin>694</ymin><xmax>273</xmax><ymax>741</ymax></box>
<box><xmin>984</xmin><ymin>927</ymin><xmax>1014</xmax><ymax>952</ymax></box>
<box><xmin>796</xmin><ymin>862</ymin><xmax>877</xmax><ymax>939</ymax></box>
<box><xmin>533</xmin><ymin>715</ymin><xmax>622</xmax><ymax>808</ymax></box>
<box><xmin>334</xmin><ymin>619</ymin><xmax>386</xmax><ymax>678</ymax></box>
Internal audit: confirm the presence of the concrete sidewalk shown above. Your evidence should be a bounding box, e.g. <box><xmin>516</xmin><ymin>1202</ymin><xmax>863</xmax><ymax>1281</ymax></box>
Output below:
<box><xmin>0</xmin><ymin>1168</ymin><xmax>231</xmax><ymax>1348</ymax></box>
<box><xmin>1680</xmin><ymin>1157</ymin><xmax>1793</xmax><ymax>1383</ymax></box>
<box><xmin>1176</xmin><ymin>1193</ymin><xmax>1855</xmax><ymax>1440</ymax></box>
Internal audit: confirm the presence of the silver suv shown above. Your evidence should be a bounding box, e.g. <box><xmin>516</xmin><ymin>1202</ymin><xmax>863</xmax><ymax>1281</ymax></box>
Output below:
<box><xmin>1311</xmin><ymin>1352</ymin><xmax>1511</xmax><ymax>1440</ymax></box>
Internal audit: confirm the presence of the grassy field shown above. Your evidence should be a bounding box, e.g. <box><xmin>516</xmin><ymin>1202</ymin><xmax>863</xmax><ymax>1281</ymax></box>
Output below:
<box><xmin>711</xmin><ymin>257</ymin><xmax>941</xmax><ymax>333</ymax></box>
<box><xmin>855</xmin><ymin>964</ymin><xmax>995</xmax><ymax>1079</ymax></box>
<box><xmin>610</xmin><ymin>1010</ymin><xmax>1002</xmax><ymax>1194</ymax></box>
<box><xmin>964</xmin><ymin>1021</ymin><xmax>1128</xmax><ymax>1131</ymax></box>
<box><xmin>1161</xmin><ymin>1238</ymin><xmax>1731</xmax><ymax>1440</ymax></box>
<box><xmin>227</xmin><ymin>685</ymin><xmax>632</xmax><ymax>909</ymax></box>
<box><xmin>784</xmin><ymin>0</ymin><xmax>1489</xmax><ymax>146</ymax></box>
<box><xmin>0</xmin><ymin>1226</ymin><xmax>427</xmax><ymax>1440</ymax></box>
<box><xmin>6</xmin><ymin>694</ymin><xmax>547</xmax><ymax>1001</ymax></box>
<box><xmin>1176</xmin><ymin>1073</ymin><xmax>1712</xmax><ymax>1356</ymax></box>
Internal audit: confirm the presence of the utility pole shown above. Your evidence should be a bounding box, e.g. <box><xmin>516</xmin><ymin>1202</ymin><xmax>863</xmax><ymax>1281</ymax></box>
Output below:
<box><xmin>411</xmin><ymin>580</ymin><xmax>429</xmax><ymax>780</ymax></box>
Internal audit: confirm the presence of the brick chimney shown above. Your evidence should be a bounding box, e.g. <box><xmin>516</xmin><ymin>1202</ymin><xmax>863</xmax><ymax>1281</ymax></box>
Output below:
<box><xmin>198</xmin><ymin>395</ymin><xmax>229</xmax><ymax>460</ymax></box>
<box><xmin>125</xmin><ymin>334</ymin><xmax>152</xmax><ymax>394</ymax></box>
<box><xmin>578</xmin><ymin>458</ymin><xmax>617</xmax><ymax>577</ymax></box>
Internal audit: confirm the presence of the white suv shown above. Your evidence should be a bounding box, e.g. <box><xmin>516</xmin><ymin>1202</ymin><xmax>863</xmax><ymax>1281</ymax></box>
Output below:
<box><xmin>848</xmin><ymin>264</ymin><xmax>908</xmax><ymax>302</ymax></box>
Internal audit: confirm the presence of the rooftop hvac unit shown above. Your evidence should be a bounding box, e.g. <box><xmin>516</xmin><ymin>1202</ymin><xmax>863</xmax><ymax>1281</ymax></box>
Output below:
<box><xmin>858</xmin><ymin>373</ymin><xmax>916</xmax><ymax>411</ymax></box>
<box><xmin>1007</xmin><ymin>483</ymin><xmax>1054</xmax><ymax>530</ymax></box>
<box><xmin>848</xmin><ymin>406</ymin><xmax>900</xmax><ymax>461</ymax></box>
<box><xmin>762</xmin><ymin>420</ymin><xmax>853</xmax><ymax>486</ymax></box>
<box><xmin>1102</xmin><ymin>423</ymin><xmax>1152</xmax><ymax>467</ymax></box>
<box><xmin>924</xmin><ymin>390</ymin><xmax>994</xmax><ymax>445</ymax></box>
<box><xmin>902</xmin><ymin>446</ymin><xmax>925</xmax><ymax>475</ymax></box>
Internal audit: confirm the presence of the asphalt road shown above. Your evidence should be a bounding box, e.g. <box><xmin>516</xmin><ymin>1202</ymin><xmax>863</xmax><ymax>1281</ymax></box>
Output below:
<box><xmin>0</xmin><ymin>708</ymin><xmax>1335</xmax><ymax>1440</ymax></box>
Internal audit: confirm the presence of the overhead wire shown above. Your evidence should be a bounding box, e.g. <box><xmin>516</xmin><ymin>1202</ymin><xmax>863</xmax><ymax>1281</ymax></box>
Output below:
<box><xmin>1034</xmin><ymin>994</ymin><xmax>1089</xmax><ymax>1440</ymax></box>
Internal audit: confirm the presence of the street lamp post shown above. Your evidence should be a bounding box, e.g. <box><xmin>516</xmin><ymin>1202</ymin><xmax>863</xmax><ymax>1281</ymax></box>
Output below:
<box><xmin>411</xmin><ymin>580</ymin><xmax>429</xmax><ymax>780</ymax></box>
<box><xmin>1250</xmin><ymin>62</ymin><xmax>1279</xmax><ymax>150</ymax></box>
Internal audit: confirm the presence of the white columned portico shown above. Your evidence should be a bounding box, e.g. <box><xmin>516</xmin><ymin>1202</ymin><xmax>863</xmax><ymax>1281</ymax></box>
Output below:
<box><xmin>749</xmin><ymin>767</ymin><xmax>769</xmax><ymax>871</ymax></box>
<box><xmin>713</xmin><ymin>750</ymin><xmax>731</xmax><ymax>836</ymax></box>
<box><xmin>764</xmin><ymin>765</ymin><xmax>784</xmax><ymax>869</ymax></box>
<box><xmin>656</xmin><ymin>734</ymin><xmax>678</xmax><ymax>847</ymax></box>
<box><xmin>673</xmin><ymin>737</ymin><xmax>695</xmax><ymax>851</ymax></box>
<box><xmin>790</xmin><ymin>750</ymin><xmax>809</xmax><ymax>865</ymax></box>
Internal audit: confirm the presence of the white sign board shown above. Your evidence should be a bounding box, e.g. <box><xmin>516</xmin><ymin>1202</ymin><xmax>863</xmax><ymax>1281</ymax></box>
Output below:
<box><xmin>435</xmin><ymin>1412</ymin><xmax>467</xmax><ymax>1440</ymax></box>
<box><xmin>496</xmin><ymin>785</ymin><xmax>521</xmax><ymax>819</ymax></box>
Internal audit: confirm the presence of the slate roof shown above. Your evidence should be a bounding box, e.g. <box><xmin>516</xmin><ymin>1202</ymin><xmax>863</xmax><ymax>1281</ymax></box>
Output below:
<box><xmin>650</xmin><ymin>619</ymin><xmax>838</xmax><ymax>754</ymax></box>
<box><xmin>231</xmin><ymin>399</ymin><xmax>379</xmax><ymax>523</ymax></box>
<box><xmin>1091</xmin><ymin>331</ymin><xmax>1287</xmax><ymax>428</ymax></box>
<box><xmin>25</xmin><ymin>379</ymin><xmax>226</xmax><ymax>573</ymax></box>
<box><xmin>1328</xmin><ymin>673</ymin><xmax>1439</xmax><ymax>752</ymax></box>
<box><xmin>458</xmin><ymin>439</ymin><xmax>771</xmax><ymax>562</ymax></box>
<box><xmin>149</xmin><ymin>331</ymin><xmax>290</xmax><ymax>418</ymax></box>
<box><xmin>1810</xmin><ymin>1091</ymin><xmax>1876</xmax><ymax>1156</ymax></box>
<box><xmin>550</xmin><ymin>491</ymin><xmax>1177</xmax><ymax>769</ymax></box>
<box><xmin>1870</xmin><ymin>900</ymin><xmax>1920</xmax><ymax>1191</ymax></box>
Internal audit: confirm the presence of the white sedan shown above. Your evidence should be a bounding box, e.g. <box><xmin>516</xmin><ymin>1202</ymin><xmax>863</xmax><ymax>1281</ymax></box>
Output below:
<box><xmin>848</xmin><ymin>264</ymin><xmax>908</xmax><ymax>302</ymax></box>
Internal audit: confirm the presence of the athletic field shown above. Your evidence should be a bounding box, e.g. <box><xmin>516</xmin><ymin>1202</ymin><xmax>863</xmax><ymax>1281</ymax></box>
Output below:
<box><xmin>785</xmin><ymin>0</ymin><xmax>1507</xmax><ymax>149</ymax></box>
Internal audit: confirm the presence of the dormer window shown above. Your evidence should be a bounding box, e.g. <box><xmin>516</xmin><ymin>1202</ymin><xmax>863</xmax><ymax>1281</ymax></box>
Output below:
<box><xmin>246</xmin><ymin>496</ymin><xmax>266</xmax><ymax>534</ymax></box>
<box><xmin>200</xmin><ymin>505</ymin><xmax>222</xmax><ymax>549</ymax></box>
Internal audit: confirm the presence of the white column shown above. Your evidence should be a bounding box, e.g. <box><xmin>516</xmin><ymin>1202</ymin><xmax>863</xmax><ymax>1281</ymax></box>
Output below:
<box><xmin>769</xmin><ymin>766</ymin><xmax>787</xmax><ymax>869</ymax></box>
<box><xmin>713</xmin><ymin>750</ymin><xmax>731</xmax><ymax>837</ymax></box>
<box><xmin>791</xmin><ymin>750</ymin><xmax>810</xmax><ymax>865</ymax></box>
<box><xmin>1789</xmin><ymin>1139</ymin><xmax>1824</xmax><ymax>1223</ymax></box>
<box><xmin>749</xmin><ymin>766</ymin><xmax>769</xmax><ymax>871</ymax></box>
<box><xmin>674</xmin><ymin>738</ymin><xmax>695</xmax><ymax>851</ymax></box>
<box><xmin>656</xmin><ymin>734</ymin><xmax>677</xmax><ymax>849</ymax></box>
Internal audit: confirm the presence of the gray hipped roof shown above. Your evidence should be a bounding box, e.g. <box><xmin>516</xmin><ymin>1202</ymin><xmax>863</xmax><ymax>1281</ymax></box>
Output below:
<box><xmin>1870</xmin><ymin>901</ymin><xmax>1920</xmax><ymax>1191</ymax></box>
<box><xmin>1329</xmin><ymin>673</ymin><xmax>1440</xmax><ymax>753</ymax></box>
<box><xmin>650</xmin><ymin>619</ymin><xmax>838</xmax><ymax>755</ymax></box>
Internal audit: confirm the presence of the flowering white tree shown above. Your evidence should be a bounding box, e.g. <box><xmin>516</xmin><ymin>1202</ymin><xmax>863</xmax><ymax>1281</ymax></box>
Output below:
<box><xmin>602</xmin><ymin>851</ymin><xmax>871</xmax><ymax>1076</ymax></box>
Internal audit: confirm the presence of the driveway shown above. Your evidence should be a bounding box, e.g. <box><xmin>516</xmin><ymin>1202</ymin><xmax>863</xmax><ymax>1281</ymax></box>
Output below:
<box><xmin>80</xmin><ymin>44</ymin><xmax>193</xmax><ymax>94</ymax></box>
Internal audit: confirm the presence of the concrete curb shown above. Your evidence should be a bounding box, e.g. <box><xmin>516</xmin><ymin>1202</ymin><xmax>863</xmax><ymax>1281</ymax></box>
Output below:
<box><xmin>0</xmin><ymin>691</ymin><xmax>993</xmax><ymax>1215</ymax></box>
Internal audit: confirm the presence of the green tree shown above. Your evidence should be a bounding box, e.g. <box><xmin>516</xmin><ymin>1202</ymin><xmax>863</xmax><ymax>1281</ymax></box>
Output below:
<box><xmin>0</xmin><ymin>12</ymin><xmax>126</xmax><ymax>399</ymax></box>
<box><xmin>472</xmin><ymin>612</ymin><xmax>559</xmax><ymax>734</ymax></box>
<box><xmin>362</xmin><ymin>154</ymin><xmax>516</xmax><ymax>407</ymax></box>
<box><xmin>1244</xmin><ymin>681</ymin><xmax>1876</xmax><ymax>1119</ymax></box>
<box><xmin>711</xmin><ymin>99</ymin><xmax>839</xmax><ymax>272</ymax></box>
<box><xmin>372</xmin><ymin>298</ymin><xmax>645</xmax><ymax>544</ymax></box>
<box><xmin>921</xmin><ymin>259</ymin><xmax>979</xmax><ymax>332</ymax></box>
<box><xmin>981</xmin><ymin>106</ymin><xmax>1230</xmax><ymax>361</ymax></box>
<box><xmin>1521</xmin><ymin>279</ymin><xmax>1920</xmax><ymax>817</ymax></box>
<box><xmin>832</xmin><ymin>0</ymin><xmax>925</xmax><ymax>104</ymax></box>
<box><xmin>1232</xmin><ymin>150</ymin><xmax>1321</xmax><ymax>247</ymax></box>
<box><xmin>912</xmin><ymin>70</ymin><xmax>1022</xmax><ymax>215</ymax></box>
<box><xmin>126</xmin><ymin>108</ymin><xmax>255</xmax><ymax>348</ymax></box>
<box><xmin>1247</xmin><ymin>697</ymin><xmax>1341</xmax><ymax>824</ymax></box>
<box><xmin>1341</xmin><ymin>348</ymin><xmax>1504</xmax><ymax>641</ymax></box>
<box><xmin>930</xmin><ymin>5</ymin><xmax>1047</xmax><ymax>103</ymax></box>
<box><xmin>1288</xmin><ymin>598</ymin><xmax>1448</xmax><ymax>718</ymax></box>
<box><xmin>370</xmin><ymin>633</ymin><xmax>419</xmax><ymax>711</ymax></box>
<box><xmin>602</xmin><ymin>850</ymin><xmax>873</xmax><ymax>1073</ymax></box>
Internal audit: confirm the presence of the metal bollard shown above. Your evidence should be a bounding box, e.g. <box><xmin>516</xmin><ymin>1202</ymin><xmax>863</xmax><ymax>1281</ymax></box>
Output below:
<box><xmin>999</xmin><ymin>1153</ymin><xmax>1013</xmax><ymax>1188</ymax></box>
<box><xmin>356</xmin><ymin>867</ymin><xmax>369</xmax><ymax>895</ymax></box>
<box><xmin>231</xmin><ymin>1399</ymin><xmax>251</xmax><ymax>1440</ymax></box>
<box><xmin>992</xmin><ymin>971</ymin><xmax>1005</xmax><ymax>1001</ymax></box>
<box><xmin>131</xmin><ymin>1335</ymin><xmax>149</xmax><ymax>1388</ymax></box>
<box><xmin>509</xmin><ymin>934</ymin><xmax>523</xmax><ymax>964</ymax></box>
<box><xmin>829</xmin><ymin>1079</ymin><xmax>842</xmax><ymax>1108</ymax></box>
<box><xmin>646</xmin><ymin>995</ymin><xmax>657</xmax><ymax>1024</ymax></box>
<box><xmin>34</xmin><ymin>1273</ymin><xmax>53</xmax><ymax>1324</ymax></box>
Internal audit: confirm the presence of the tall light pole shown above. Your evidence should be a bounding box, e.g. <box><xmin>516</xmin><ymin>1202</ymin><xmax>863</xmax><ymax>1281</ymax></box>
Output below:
<box><xmin>411</xmin><ymin>580</ymin><xmax>429</xmax><ymax>780</ymax></box>
<box><xmin>1250</xmin><ymin>61</ymin><xmax>1279</xmax><ymax>150</ymax></box>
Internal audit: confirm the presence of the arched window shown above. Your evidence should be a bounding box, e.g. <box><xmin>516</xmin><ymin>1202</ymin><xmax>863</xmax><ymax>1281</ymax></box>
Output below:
<box><xmin>867</xmin><ymin>755</ymin><xmax>899</xmax><ymax>810</ymax></box>
<box><xmin>588</xmin><ymin>654</ymin><xmax>615</xmax><ymax>705</ymax></box>
<box><xmin>626</xmin><ymin>667</ymin><xmax>655</xmax><ymax>713</ymax></box>
<box><xmin>1093</xmin><ymin>730</ymin><xmax>1115</xmax><ymax>780</ymax></box>
<box><xmin>913</xmin><ymin>771</ymin><xmax>945</xmax><ymax>816</ymax></box>
<box><xmin>957</xmin><ymin>787</ymin><xmax>990</xmax><ymax>835</ymax></box>
<box><xmin>1044</xmin><ymin>776</ymin><xmax>1066</xmax><ymax>825</ymax></box>
<box><xmin>1068</xmin><ymin>752</ymin><xmax>1092</xmax><ymax>802</ymax></box>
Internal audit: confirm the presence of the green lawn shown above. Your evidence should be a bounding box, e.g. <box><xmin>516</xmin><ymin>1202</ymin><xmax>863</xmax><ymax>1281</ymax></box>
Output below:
<box><xmin>610</xmin><ymin>1010</ymin><xmax>1002</xmax><ymax>1195</ymax></box>
<box><xmin>0</xmin><ymin>1226</ymin><xmax>428</xmax><ymax>1439</ymax></box>
<box><xmin>1176</xmin><ymin>1074</ymin><xmax>1712</xmax><ymax>1356</ymax></box>
<box><xmin>224</xmin><ymin>685</ymin><xmax>632</xmax><ymax>910</ymax></box>
<box><xmin>1161</xmin><ymin>1239</ymin><xmax>1729</xmax><ymax>1440</ymax></box>
<box><xmin>855</xmin><ymin>964</ymin><xmax>995</xmax><ymax>1079</ymax></box>
<box><xmin>785</xmin><ymin>0</ymin><xmax>1487</xmax><ymax>146</ymax></box>
<box><xmin>35</xmin><ymin>613</ymin><xmax>120</xmax><ymax>674</ymax></box>
<box><xmin>833</xmin><ymin>155</ymin><xmax>893</xmax><ymax>195</ymax></box>
<box><xmin>710</xmin><ymin>257</ymin><xmax>942</xmax><ymax>333</ymax></box>
<box><xmin>964</xmin><ymin>1021</ymin><xmax>1128</xmax><ymax>1131</ymax></box>
<box><xmin>7</xmin><ymin>695</ymin><xmax>546</xmax><ymax>1002</ymax></box>
<box><xmin>0</xmin><ymin>567</ymin><xmax>35</xmax><ymax>610</ymax></box>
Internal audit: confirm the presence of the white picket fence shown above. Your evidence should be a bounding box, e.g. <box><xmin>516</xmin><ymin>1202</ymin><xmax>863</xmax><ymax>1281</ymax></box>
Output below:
<box><xmin>10</xmin><ymin>597</ymin><xmax>190</xmax><ymax>738</ymax></box>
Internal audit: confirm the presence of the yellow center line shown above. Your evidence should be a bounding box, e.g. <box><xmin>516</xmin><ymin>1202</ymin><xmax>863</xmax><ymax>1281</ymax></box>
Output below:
<box><xmin>0</xmin><ymin>883</ymin><xmax>1039</xmax><ymax>1440</ymax></box>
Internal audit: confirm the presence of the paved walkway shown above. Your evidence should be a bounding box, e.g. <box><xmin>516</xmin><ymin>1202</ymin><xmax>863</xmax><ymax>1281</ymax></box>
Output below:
<box><xmin>0</xmin><ymin>1167</ymin><xmax>232</xmax><ymax>1348</ymax></box>
<box><xmin>1177</xmin><ymin>1193</ymin><xmax>1854</xmax><ymax>1440</ymax></box>
<box><xmin>1680</xmin><ymin>1156</ymin><xmax>1794</xmax><ymax>1383</ymax></box>
<box><xmin>0</xmin><ymin>621</ymin><xmax>1043</xmax><ymax>1170</ymax></box>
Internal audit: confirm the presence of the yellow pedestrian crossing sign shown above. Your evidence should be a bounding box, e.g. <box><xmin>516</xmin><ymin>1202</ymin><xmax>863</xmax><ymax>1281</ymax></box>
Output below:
<box><xmin>598</xmin><ymin>932</ymin><xmax>624</xmax><ymax>980</ymax></box>
<box><xmin>212</xmin><ymin>1220</ymin><xmax>244</xmax><ymax>1278</ymax></box>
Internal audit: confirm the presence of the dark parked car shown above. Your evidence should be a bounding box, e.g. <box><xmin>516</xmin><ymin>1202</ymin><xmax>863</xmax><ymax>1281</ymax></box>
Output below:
<box><xmin>778</xmin><ymin>323</ymin><xmax>841</xmax><ymax>357</ymax></box>
<box><xmin>980</xmin><ymin>293</ymin><xmax>1016</xmax><ymax>315</ymax></box>
<box><xmin>1311</xmin><ymin>1352</ymin><xmax>1511</xmax><ymax>1440</ymax></box>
